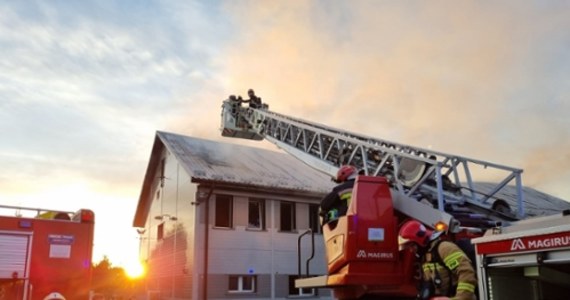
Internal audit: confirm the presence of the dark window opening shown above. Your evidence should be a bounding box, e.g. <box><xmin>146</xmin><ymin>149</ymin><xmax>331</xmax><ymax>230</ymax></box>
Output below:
<box><xmin>248</xmin><ymin>198</ymin><xmax>265</xmax><ymax>230</ymax></box>
<box><xmin>280</xmin><ymin>201</ymin><xmax>296</xmax><ymax>232</ymax></box>
<box><xmin>157</xmin><ymin>222</ymin><xmax>164</xmax><ymax>240</ymax></box>
<box><xmin>229</xmin><ymin>275</ymin><xmax>256</xmax><ymax>293</ymax></box>
<box><xmin>215</xmin><ymin>194</ymin><xmax>233</xmax><ymax>228</ymax></box>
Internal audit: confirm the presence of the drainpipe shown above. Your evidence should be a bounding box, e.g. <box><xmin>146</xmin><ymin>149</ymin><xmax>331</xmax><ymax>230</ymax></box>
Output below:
<box><xmin>202</xmin><ymin>185</ymin><xmax>214</xmax><ymax>300</ymax></box>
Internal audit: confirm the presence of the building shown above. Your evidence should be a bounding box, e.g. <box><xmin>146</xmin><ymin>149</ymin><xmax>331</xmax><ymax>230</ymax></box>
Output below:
<box><xmin>133</xmin><ymin>131</ymin><xmax>335</xmax><ymax>300</ymax></box>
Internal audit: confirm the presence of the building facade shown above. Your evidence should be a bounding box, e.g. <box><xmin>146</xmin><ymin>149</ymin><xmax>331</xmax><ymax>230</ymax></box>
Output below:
<box><xmin>133</xmin><ymin>131</ymin><xmax>335</xmax><ymax>300</ymax></box>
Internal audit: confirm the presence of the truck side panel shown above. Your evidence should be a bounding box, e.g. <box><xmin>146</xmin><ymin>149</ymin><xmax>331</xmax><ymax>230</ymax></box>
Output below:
<box><xmin>0</xmin><ymin>214</ymin><xmax>94</xmax><ymax>300</ymax></box>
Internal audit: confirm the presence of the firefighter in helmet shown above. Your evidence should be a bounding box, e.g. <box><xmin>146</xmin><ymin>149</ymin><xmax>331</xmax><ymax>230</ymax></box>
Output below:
<box><xmin>242</xmin><ymin>88</ymin><xmax>263</xmax><ymax>109</ymax></box>
<box><xmin>319</xmin><ymin>165</ymin><xmax>358</xmax><ymax>223</ymax></box>
<box><xmin>398</xmin><ymin>220</ymin><xmax>477</xmax><ymax>300</ymax></box>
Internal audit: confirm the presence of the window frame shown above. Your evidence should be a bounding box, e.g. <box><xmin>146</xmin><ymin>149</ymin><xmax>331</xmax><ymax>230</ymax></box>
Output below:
<box><xmin>247</xmin><ymin>198</ymin><xmax>266</xmax><ymax>230</ymax></box>
<box><xmin>214</xmin><ymin>194</ymin><xmax>233</xmax><ymax>228</ymax></box>
<box><xmin>280</xmin><ymin>201</ymin><xmax>296</xmax><ymax>232</ymax></box>
<box><xmin>228</xmin><ymin>275</ymin><xmax>256</xmax><ymax>293</ymax></box>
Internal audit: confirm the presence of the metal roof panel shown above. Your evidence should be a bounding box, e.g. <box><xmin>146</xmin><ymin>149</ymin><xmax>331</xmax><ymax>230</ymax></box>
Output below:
<box><xmin>157</xmin><ymin>131</ymin><xmax>334</xmax><ymax>193</ymax></box>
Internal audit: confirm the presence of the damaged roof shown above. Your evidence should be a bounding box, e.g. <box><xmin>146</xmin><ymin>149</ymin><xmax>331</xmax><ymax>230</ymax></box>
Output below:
<box><xmin>133</xmin><ymin>131</ymin><xmax>334</xmax><ymax>227</ymax></box>
<box><xmin>158</xmin><ymin>131</ymin><xmax>334</xmax><ymax>193</ymax></box>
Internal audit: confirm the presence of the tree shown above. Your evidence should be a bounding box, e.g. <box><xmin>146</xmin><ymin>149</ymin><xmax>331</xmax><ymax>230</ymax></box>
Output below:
<box><xmin>92</xmin><ymin>256</ymin><xmax>129</xmax><ymax>298</ymax></box>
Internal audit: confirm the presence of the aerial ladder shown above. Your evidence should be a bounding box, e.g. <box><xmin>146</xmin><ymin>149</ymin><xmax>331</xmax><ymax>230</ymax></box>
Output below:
<box><xmin>221</xmin><ymin>95</ymin><xmax>525</xmax><ymax>224</ymax></box>
<box><xmin>220</xmin><ymin>93</ymin><xmax>528</xmax><ymax>299</ymax></box>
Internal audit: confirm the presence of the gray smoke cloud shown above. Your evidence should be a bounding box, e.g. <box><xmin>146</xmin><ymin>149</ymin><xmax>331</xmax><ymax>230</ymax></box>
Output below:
<box><xmin>213</xmin><ymin>1</ymin><xmax>570</xmax><ymax>200</ymax></box>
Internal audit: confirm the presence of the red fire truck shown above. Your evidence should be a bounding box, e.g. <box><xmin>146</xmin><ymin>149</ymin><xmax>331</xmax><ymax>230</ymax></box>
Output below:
<box><xmin>220</xmin><ymin>93</ymin><xmax>570</xmax><ymax>299</ymax></box>
<box><xmin>472</xmin><ymin>211</ymin><xmax>570</xmax><ymax>299</ymax></box>
<box><xmin>0</xmin><ymin>204</ymin><xmax>95</xmax><ymax>300</ymax></box>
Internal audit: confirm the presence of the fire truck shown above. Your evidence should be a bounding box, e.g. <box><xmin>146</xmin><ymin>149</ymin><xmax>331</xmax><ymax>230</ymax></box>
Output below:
<box><xmin>220</xmin><ymin>93</ymin><xmax>570</xmax><ymax>299</ymax></box>
<box><xmin>472</xmin><ymin>211</ymin><xmax>570</xmax><ymax>299</ymax></box>
<box><xmin>0</xmin><ymin>204</ymin><xmax>95</xmax><ymax>300</ymax></box>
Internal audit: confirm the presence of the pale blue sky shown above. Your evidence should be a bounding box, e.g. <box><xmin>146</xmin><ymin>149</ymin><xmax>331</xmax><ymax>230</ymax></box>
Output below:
<box><xmin>1</xmin><ymin>1</ymin><xmax>569</xmax><ymax>268</ymax></box>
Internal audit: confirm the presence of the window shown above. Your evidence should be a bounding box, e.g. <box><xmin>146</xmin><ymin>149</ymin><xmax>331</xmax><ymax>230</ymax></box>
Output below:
<box><xmin>248</xmin><ymin>198</ymin><xmax>265</xmax><ymax>230</ymax></box>
<box><xmin>157</xmin><ymin>222</ymin><xmax>164</xmax><ymax>240</ymax></box>
<box><xmin>159</xmin><ymin>158</ymin><xmax>166</xmax><ymax>187</ymax></box>
<box><xmin>280</xmin><ymin>201</ymin><xmax>296</xmax><ymax>232</ymax></box>
<box><xmin>288</xmin><ymin>275</ymin><xmax>316</xmax><ymax>296</ymax></box>
<box><xmin>215</xmin><ymin>194</ymin><xmax>233</xmax><ymax>228</ymax></box>
<box><xmin>228</xmin><ymin>275</ymin><xmax>256</xmax><ymax>293</ymax></box>
<box><xmin>309</xmin><ymin>204</ymin><xmax>322</xmax><ymax>234</ymax></box>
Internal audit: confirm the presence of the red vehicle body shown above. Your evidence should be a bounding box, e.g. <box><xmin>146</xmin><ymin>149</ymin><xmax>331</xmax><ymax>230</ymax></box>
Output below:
<box><xmin>0</xmin><ymin>205</ymin><xmax>95</xmax><ymax>300</ymax></box>
<box><xmin>320</xmin><ymin>176</ymin><xmax>418</xmax><ymax>299</ymax></box>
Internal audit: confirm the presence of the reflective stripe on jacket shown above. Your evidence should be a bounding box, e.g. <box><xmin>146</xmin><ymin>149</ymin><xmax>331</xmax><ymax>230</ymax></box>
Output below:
<box><xmin>320</xmin><ymin>179</ymin><xmax>355</xmax><ymax>218</ymax></box>
<box><xmin>422</xmin><ymin>240</ymin><xmax>477</xmax><ymax>300</ymax></box>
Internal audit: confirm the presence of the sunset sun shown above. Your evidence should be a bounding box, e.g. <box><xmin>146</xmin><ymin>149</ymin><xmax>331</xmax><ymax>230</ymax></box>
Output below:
<box><xmin>124</xmin><ymin>261</ymin><xmax>145</xmax><ymax>279</ymax></box>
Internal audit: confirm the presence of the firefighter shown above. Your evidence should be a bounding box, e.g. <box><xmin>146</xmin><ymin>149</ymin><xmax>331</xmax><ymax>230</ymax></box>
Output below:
<box><xmin>398</xmin><ymin>220</ymin><xmax>477</xmax><ymax>300</ymax></box>
<box><xmin>244</xmin><ymin>88</ymin><xmax>262</xmax><ymax>109</ymax></box>
<box><xmin>319</xmin><ymin>165</ymin><xmax>358</xmax><ymax>223</ymax></box>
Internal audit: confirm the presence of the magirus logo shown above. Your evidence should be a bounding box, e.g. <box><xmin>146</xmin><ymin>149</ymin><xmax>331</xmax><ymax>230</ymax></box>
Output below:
<box><xmin>510</xmin><ymin>235</ymin><xmax>570</xmax><ymax>251</ymax></box>
<box><xmin>510</xmin><ymin>238</ymin><xmax>526</xmax><ymax>251</ymax></box>
<box><xmin>356</xmin><ymin>249</ymin><xmax>394</xmax><ymax>259</ymax></box>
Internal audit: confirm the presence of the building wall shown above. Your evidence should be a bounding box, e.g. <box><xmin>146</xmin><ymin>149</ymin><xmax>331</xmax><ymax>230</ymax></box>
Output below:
<box><xmin>142</xmin><ymin>147</ymin><xmax>332</xmax><ymax>299</ymax></box>
<box><xmin>142</xmin><ymin>148</ymin><xmax>198</xmax><ymax>299</ymax></box>
<box><xmin>196</xmin><ymin>191</ymin><xmax>331</xmax><ymax>300</ymax></box>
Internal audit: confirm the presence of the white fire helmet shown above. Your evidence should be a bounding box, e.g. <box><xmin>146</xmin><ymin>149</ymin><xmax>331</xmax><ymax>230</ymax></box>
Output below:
<box><xmin>43</xmin><ymin>292</ymin><xmax>66</xmax><ymax>300</ymax></box>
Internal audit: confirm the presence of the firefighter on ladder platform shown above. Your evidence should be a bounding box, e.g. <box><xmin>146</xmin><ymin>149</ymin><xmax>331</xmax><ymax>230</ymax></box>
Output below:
<box><xmin>319</xmin><ymin>165</ymin><xmax>358</xmax><ymax>224</ymax></box>
<box><xmin>398</xmin><ymin>220</ymin><xmax>478</xmax><ymax>300</ymax></box>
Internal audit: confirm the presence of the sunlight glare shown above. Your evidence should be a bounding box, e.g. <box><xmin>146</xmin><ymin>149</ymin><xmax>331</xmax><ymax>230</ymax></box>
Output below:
<box><xmin>125</xmin><ymin>260</ymin><xmax>145</xmax><ymax>279</ymax></box>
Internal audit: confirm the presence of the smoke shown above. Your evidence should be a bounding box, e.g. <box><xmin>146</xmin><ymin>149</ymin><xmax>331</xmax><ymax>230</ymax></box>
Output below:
<box><xmin>212</xmin><ymin>1</ymin><xmax>570</xmax><ymax>199</ymax></box>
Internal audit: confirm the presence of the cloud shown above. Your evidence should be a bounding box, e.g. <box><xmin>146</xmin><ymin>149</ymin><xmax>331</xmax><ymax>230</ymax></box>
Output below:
<box><xmin>0</xmin><ymin>0</ymin><xmax>238</xmax><ymax>265</ymax></box>
<box><xmin>0</xmin><ymin>1</ymin><xmax>235</xmax><ymax>193</ymax></box>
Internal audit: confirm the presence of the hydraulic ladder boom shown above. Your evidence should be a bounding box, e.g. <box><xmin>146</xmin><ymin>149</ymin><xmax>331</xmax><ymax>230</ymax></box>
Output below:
<box><xmin>221</xmin><ymin>96</ymin><xmax>525</xmax><ymax>230</ymax></box>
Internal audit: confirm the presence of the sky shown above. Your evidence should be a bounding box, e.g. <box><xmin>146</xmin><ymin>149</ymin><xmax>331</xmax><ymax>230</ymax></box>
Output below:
<box><xmin>1</xmin><ymin>1</ymin><xmax>569</xmax><ymax>271</ymax></box>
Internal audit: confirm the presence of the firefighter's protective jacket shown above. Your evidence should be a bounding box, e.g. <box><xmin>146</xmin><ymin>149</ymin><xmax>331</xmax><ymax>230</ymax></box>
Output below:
<box><xmin>319</xmin><ymin>179</ymin><xmax>355</xmax><ymax>220</ymax></box>
<box><xmin>422</xmin><ymin>240</ymin><xmax>477</xmax><ymax>300</ymax></box>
